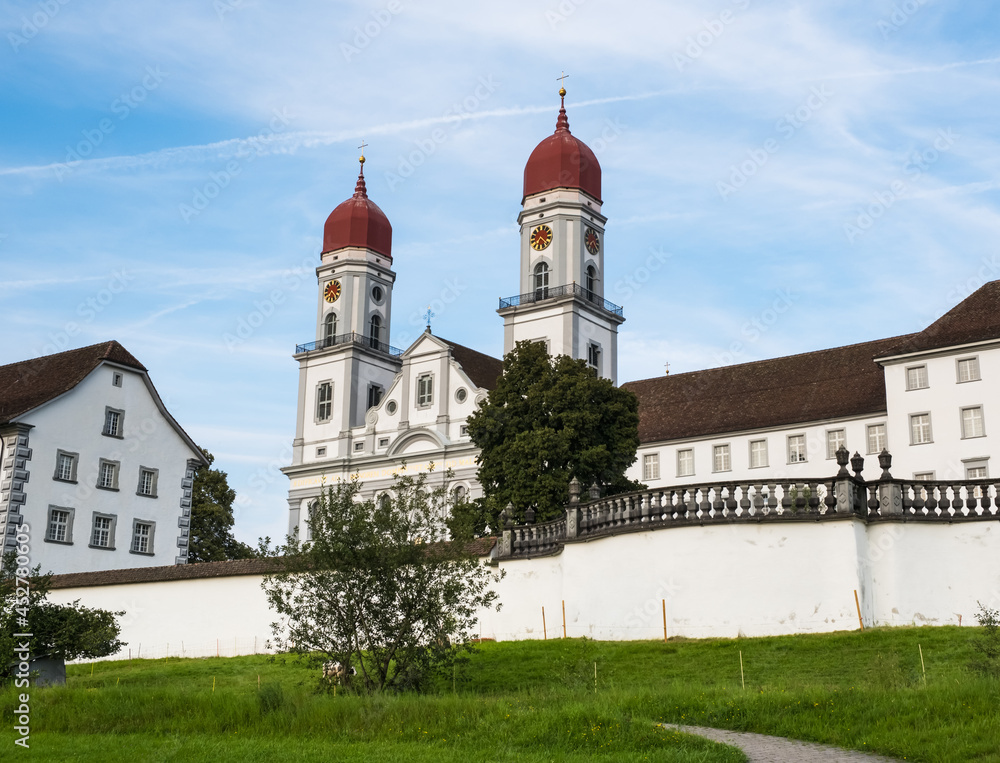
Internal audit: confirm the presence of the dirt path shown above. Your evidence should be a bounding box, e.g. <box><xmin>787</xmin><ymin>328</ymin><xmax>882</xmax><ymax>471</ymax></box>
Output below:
<box><xmin>662</xmin><ymin>724</ymin><xmax>903</xmax><ymax>762</ymax></box>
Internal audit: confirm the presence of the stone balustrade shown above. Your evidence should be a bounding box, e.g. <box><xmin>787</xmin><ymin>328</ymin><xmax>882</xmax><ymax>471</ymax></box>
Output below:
<box><xmin>496</xmin><ymin>447</ymin><xmax>999</xmax><ymax>559</ymax></box>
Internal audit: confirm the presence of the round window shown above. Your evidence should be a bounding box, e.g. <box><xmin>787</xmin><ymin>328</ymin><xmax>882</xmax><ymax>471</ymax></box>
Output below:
<box><xmin>386</xmin><ymin>400</ymin><xmax>397</xmax><ymax>415</ymax></box>
<box><xmin>455</xmin><ymin>387</ymin><xmax>468</xmax><ymax>403</ymax></box>
<box><xmin>372</xmin><ymin>285</ymin><xmax>384</xmax><ymax>303</ymax></box>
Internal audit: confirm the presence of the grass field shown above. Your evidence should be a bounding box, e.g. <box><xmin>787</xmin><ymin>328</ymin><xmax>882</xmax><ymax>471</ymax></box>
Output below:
<box><xmin>3</xmin><ymin>625</ymin><xmax>998</xmax><ymax>762</ymax></box>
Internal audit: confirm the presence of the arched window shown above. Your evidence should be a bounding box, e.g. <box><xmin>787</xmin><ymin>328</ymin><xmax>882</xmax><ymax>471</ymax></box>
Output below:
<box><xmin>323</xmin><ymin>313</ymin><xmax>337</xmax><ymax>346</ymax></box>
<box><xmin>585</xmin><ymin>265</ymin><xmax>597</xmax><ymax>298</ymax></box>
<box><xmin>369</xmin><ymin>314</ymin><xmax>381</xmax><ymax>349</ymax></box>
<box><xmin>533</xmin><ymin>262</ymin><xmax>549</xmax><ymax>300</ymax></box>
<box><xmin>452</xmin><ymin>484</ymin><xmax>468</xmax><ymax>504</ymax></box>
<box><xmin>377</xmin><ymin>493</ymin><xmax>391</xmax><ymax>511</ymax></box>
<box><xmin>306</xmin><ymin>500</ymin><xmax>319</xmax><ymax>541</ymax></box>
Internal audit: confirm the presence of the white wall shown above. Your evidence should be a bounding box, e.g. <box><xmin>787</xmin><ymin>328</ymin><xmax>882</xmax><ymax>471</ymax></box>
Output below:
<box><xmin>49</xmin><ymin>517</ymin><xmax>1000</xmax><ymax>661</ymax></box>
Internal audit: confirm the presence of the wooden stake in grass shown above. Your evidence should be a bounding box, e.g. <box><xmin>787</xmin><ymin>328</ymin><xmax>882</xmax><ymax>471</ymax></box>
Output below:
<box><xmin>562</xmin><ymin>600</ymin><xmax>567</xmax><ymax>639</ymax></box>
<box><xmin>662</xmin><ymin>599</ymin><xmax>668</xmax><ymax>642</ymax></box>
<box><xmin>542</xmin><ymin>606</ymin><xmax>547</xmax><ymax>640</ymax></box>
<box><xmin>594</xmin><ymin>661</ymin><xmax>597</xmax><ymax>694</ymax></box>
<box><xmin>854</xmin><ymin>589</ymin><xmax>864</xmax><ymax>630</ymax></box>
<box><xmin>739</xmin><ymin>650</ymin><xmax>745</xmax><ymax>691</ymax></box>
<box><xmin>213</xmin><ymin>676</ymin><xmax>216</xmax><ymax>693</ymax></box>
<box><xmin>258</xmin><ymin>674</ymin><xmax>260</xmax><ymax>689</ymax></box>
<box><xmin>919</xmin><ymin>644</ymin><xmax>927</xmax><ymax>684</ymax></box>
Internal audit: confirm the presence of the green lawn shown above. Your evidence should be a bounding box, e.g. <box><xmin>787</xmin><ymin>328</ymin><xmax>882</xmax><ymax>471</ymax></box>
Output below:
<box><xmin>4</xmin><ymin>626</ymin><xmax>998</xmax><ymax>762</ymax></box>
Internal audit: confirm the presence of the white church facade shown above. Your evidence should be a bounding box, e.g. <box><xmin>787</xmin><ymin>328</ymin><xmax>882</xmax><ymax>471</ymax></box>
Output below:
<box><xmin>283</xmin><ymin>87</ymin><xmax>1000</xmax><ymax>537</ymax></box>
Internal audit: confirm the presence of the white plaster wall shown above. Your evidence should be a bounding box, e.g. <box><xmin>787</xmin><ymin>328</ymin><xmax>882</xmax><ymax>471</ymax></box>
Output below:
<box><xmin>21</xmin><ymin>364</ymin><xmax>197</xmax><ymax>575</ymax></box>
<box><xmin>49</xmin><ymin>518</ymin><xmax>1000</xmax><ymax>661</ymax></box>
<box><xmin>630</xmin><ymin>415</ymin><xmax>887</xmax><ymax>488</ymax></box>
<box><xmin>48</xmin><ymin>574</ymin><xmax>275</xmax><ymax>661</ymax></box>
<box><xmin>867</xmin><ymin>520</ymin><xmax>1000</xmax><ymax>627</ymax></box>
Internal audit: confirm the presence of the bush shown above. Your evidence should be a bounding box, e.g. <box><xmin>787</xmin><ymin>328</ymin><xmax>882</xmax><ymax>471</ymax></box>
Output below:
<box><xmin>970</xmin><ymin>601</ymin><xmax>1000</xmax><ymax>678</ymax></box>
<box><xmin>258</xmin><ymin>682</ymin><xmax>285</xmax><ymax>715</ymax></box>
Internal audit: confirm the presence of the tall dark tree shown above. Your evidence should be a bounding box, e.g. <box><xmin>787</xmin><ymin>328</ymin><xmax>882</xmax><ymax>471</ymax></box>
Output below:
<box><xmin>188</xmin><ymin>449</ymin><xmax>255</xmax><ymax>563</ymax></box>
<box><xmin>466</xmin><ymin>340</ymin><xmax>641</xmax><ymax>528</ymax></box>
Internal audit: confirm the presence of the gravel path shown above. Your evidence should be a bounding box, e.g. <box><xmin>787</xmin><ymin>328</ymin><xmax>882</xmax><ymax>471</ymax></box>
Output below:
<box><xmin>662</xmin><ymin>724</ymin><xmax>903</xmax><ymax>762</ymax></box>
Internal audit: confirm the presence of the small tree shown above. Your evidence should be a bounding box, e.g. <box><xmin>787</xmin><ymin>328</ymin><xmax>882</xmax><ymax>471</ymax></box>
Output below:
<box><xmin>1</xmin><ymin>555</ymin><xmax>124</xmax><ymax>681</ymax></box>
<box><xmin>971</xmin><ymin>601</ymin><xmax>1000</xmax><ymax>678</ymax></box>
<box><xmin>467</xmin><ymin>340</ymin><xmax>641</xmax><ymax>527</ymax></box>
<box><xmin>189</xmin><ymin>449</ymin><xmax>256</xmax><ymax>563</ymax></box>
<box><xmin>260</xmin><ymin>470</ymin><xmax>503</xmax><ymax>693</ymax></box>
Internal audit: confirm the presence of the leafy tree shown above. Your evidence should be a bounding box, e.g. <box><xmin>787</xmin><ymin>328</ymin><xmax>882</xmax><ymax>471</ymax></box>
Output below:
<box><xmin>971</xmin><ymin>601</ymin><xmax>1000</xmax><ymax>678</ymax></box>
<box><xmin>189</xmin><ymin>449</ymin><xmax>256</xmax><ymax>563</ymax></box>
<box><xmin>260</xmin><ymin>470</ymin><xmax>503</xmax><ymax>694</ymax></box>
<box><xmin>466</xmin><ymin>340</ymin><xmax>641</xmax><ymax>527</ymax></box>
<box><xmin>1</xmin><ymin>554</ymin><xmax>124</xmax><ymax>682</ymax></box>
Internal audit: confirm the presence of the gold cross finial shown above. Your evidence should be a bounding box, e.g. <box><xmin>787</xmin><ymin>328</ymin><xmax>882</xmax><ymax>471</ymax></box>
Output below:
<box><xmin>557</xmin><ymin>71</ymin><xmax>569</xmax><ymax>98</ymax></box>
<box><xmin>358</xmin><ymin>139</ymin><xmax>368</xmax><ymax>165</ymax></box>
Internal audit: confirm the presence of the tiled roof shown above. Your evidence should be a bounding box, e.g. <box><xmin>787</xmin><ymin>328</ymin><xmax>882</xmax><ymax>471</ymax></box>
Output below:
<box><xmin>0</xmin><ymin>341</ymin><xmax>146</xmax><ymax>424</ymax></box>
<box><xmin>48</xmin><ymin>540</ymin><xmax>497</xmax><ymax>589</ymax></box>
<box><xmin>878</xmin><ymin>280</ymin><xmax>1000</xmax><ymax>356</ymax></box>
<box><xmin>623</xmin><ymin>336</ymin><xmax>910</xmax><ymax>444</ymax></box>
<box><xmin>442</xmin><ymin>338</ymin><xmax>504</xmax><ymax>390</ymax></box>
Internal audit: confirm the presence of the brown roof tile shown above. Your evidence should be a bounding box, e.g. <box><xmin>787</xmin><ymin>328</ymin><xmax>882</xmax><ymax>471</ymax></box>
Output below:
<box><xmin>441</xmin><ymin>338</ymin><xmax>504</xmax><ymax>390</ymax></box>
<box><xmin>48</xmin><ymin>541</ymin><xmax>497</xmax><ymax>589</ymax></box>
<box><xmin>878</xmin><ymin>280</ymin><xmax>1000</xmax><ymax>356</ymax></box>
<box><xmin>0</xmin><ymin>341</ymin><xmax>146</xmax><ymax>424</ymax></box>
<box><xmin>623</xmin><ymin>335</ymin><xmax>911</xmax><ymax>444</ymax></box>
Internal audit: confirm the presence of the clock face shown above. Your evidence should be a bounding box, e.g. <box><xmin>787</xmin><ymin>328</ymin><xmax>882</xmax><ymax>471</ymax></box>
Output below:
<box><xmin>584</xmin><ymin>228</ymin><xmax>600</xmax><ymax>255</ymax></box>
<box><xmin>529</xmin><ymin>224</ymin><xmax>553</xmax><ymax>251</ymax></box>
<box><xmin>323</xmin><ymin>280</ymin><xmax>342</xmax><ymax>303</ymax></box>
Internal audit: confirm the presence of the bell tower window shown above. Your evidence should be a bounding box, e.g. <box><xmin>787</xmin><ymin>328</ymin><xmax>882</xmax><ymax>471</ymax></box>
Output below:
<box><xmin>585</xmin><ymin>265</ymin><xmax>597</xmax><ymax>298</ymax></box>
<box><xmin>533</xmin><ymin>262</ymin><xmax>549</xmax><ymax>300</ymax></box>
<box><xmin>369</xmin><ymin>314</ymin><xmax>382</xmax><ymax>349</ymax></box>
<box><xmin>323</xmin><ymin>313</ymin><xmax>337</xmax><ymax>346</ymax></box>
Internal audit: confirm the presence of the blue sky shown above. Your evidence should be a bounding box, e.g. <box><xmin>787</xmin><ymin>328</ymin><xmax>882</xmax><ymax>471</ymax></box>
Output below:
<box><xmin>3</xmin><ymin>0</ymin><xmax>999</xmax><ymax>545</ymax></box>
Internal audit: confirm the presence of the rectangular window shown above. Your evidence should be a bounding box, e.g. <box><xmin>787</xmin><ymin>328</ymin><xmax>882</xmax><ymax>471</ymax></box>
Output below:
<box><xmin>417</xmin><ymin>374</ymin><xmax>434</xmax><ymax>407</ymax></box>
<box><xmin>587</xmin><ymin>343</ymin><xmax>601</xmax><ymax>373</ymax></box>
<box><xmin>957</xmin><ymin>357</ymin><xmax>981</xmax><ymax>383</ymax></box>
<box><xmin>787</xmin><ymin>435</ymin><xmax>806</xmax><ymax>463</ymax></box>
<box><xmin>643</xmin><ymin>453</ymin><xmax>660</xmax><ymax>481</ymax></box>
<box><xmin>47</xmin><ymin>508</ymin><xmax>71</xmax><ymax>543</ymax></box>
<box><xmin>677</xmin><ymin>449</ymin><xmax>694</xmax><ymax>478</ymax></box>
<box><xmin>353</xmin><ymin>442</ymin><xmax>364</xmax><ymax>452</ymax></box>
<box><xmin>97</xmin><ymin>460</ymin><xmax>119</xmax><ymax>490</ymax></box>
<box><xmin>367</xmin><ymin>384</ymin><xmax>383</xmax><ymax>410</ymax></box>
<box><xmin>377</xmin><ymin>438</ymin><xmax>389</xmax><ymax>448</ymax></box>
<box><xmin>131</xmin><ymin>521</ymin><xmax>154</xmax><ymax>554</ymax></box>
<box><xmin>749</xmin><ymin>439</ymin><xmax>768</xmax><ymax>468</ymax></box>
<box><xmin>905</xmin><ymin>365</ymin><xmax>928</xmax><ymax>390</ymax></box>
<box><xmin>137</xmin><ymin>467</ymin><xmax>158</xmax><ymax>497</ymax></box>
<box><xmin>459</xmin><ymin>426</ymin><xmax>469</xmax><ymax>437</ymax></box>
<box><xmin>867</xmin><ymin>423</ymin><xmax>886</xmax><ymax>454</ymax></box>
<box><xmin>103</xmin><ymin>407</ymin><xmax>123</xmax><ymax>437</ymax></box>
<box><xmin>316</xmin><ymin>447</ymin><xmax>326</xmax><ymax>457</ymax></box>
<box><xmin>54</xmin><ymin>450</ymin><xmax>78</xmax><ymax>482</ymax></box>
<box><xmin>961</xmin><ymin>406</ymin><xmax>985</xmax><ymax>439</ymax></box>
<box><xmin>112</xmin><ymin>371</ymin><xmax>123</xmax><ymax>387</ymax></box>
<box><xmin>91</xmin><ymin>515</ymin><xmax>115</xmax><ymax>549</ymax></box>
<box><xmin>910</xmin><ymin>413</ymin><xmax>932</xmax><ymax>445</ymax></box>
<box><xmin>712</xmin><ymin>444</ymin><xmax>731</xmax><ymax>472</ymax></box>
<box><xmin>966</xmin><ymin>462</ymin><xmax>989</xmax><ymax>499</ymax></box>
<box><xmin>316</xmin><ymin>382</ymin><xmax>333</xmax><ymax>422</ymax></box>
<box><xmin>826</xmin><ymin>429</ymin><xmax>846</xmax><ymax>460</ymax></box>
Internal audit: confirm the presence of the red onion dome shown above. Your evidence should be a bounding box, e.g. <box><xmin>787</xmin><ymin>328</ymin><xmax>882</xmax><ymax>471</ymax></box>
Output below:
<box><xmin>522</xmin><ymin>89</ymin><xmax>601</xmax><ymax>203</ymax></box>
<box><xmin>322</xmin><ymin>158</ymin><xmax>392</xmax><ymax>259</ymax></box>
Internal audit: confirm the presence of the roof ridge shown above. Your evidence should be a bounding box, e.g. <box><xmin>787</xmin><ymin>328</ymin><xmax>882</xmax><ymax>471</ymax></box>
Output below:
<box><xmin>624</xmin><ymin>333</ymin><xmax>916</xmax><ymax>386</ymax></box>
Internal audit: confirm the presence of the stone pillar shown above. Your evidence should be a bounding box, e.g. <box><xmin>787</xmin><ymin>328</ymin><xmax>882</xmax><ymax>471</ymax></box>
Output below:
<box><xmin>877</xmin><ymin>449</ymin><xmax>902</xmax><ymax>516</ymax></box>
<box><xmin>566</xmin><ymin>477</ymin><xmax>581</xmax><ymax>539</ymax></box>
<box><xmin>498</xmin><ymin>503</ymin><xmax>513</xmax><ymax>557</ymax></box>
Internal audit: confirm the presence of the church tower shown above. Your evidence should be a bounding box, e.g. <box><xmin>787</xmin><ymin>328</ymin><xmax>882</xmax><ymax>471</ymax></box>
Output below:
<box><xmin>289</xmin><ymin>155</ymin><xmax>402</xmax><ymax>465</ymax></box>
<box><xmin>498</xmin><ymin>86</ymin><xmax>625</xmax><ymax>383</ymax></box>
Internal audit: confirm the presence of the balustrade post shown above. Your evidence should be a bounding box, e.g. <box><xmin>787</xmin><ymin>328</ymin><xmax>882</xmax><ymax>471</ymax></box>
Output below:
<box><xmin>566</xmin><ymin>477</ymin><xmax>581</xmax><ymax>539</ymax></box>
<box><xmin>877</xmin><ymin>449</ymin><xmax>902</xmax><ymax>516</ymax></box>
<box><xmin>499</xmin><ymin>503</ymin><xmax>513</xmax><ymax>557</ymax></box>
